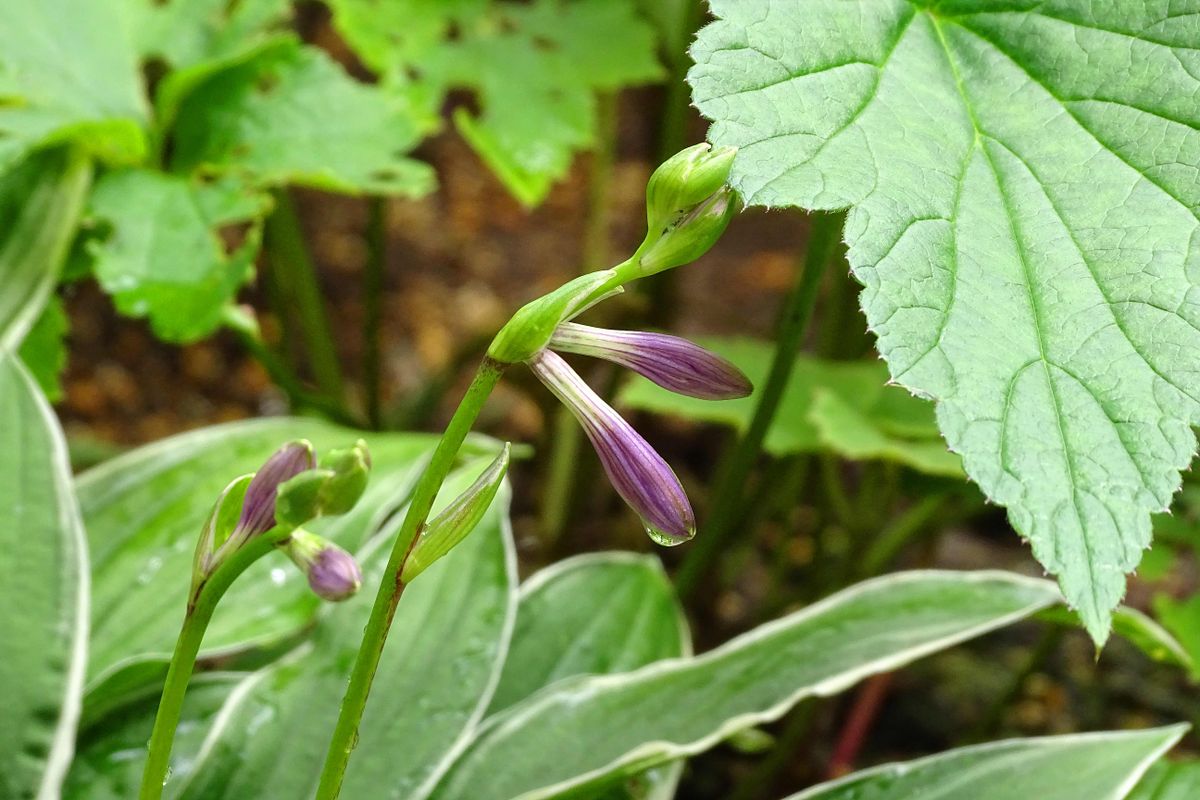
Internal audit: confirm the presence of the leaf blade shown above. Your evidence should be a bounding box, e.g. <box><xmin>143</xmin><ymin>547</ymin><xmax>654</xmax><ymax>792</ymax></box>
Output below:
<box><xmin>0</xmin><ymin>354</ymin><xmax>89</xmax><ymax>799</ymax></box>
<box><xmin>689</xmin><ymin>0</ymin><xmax>1200</xmax><ymax>642</ymax></box>
<box><xmin>782</xmin><ymin>725</ymin><xmax>1187</xmax><ymax>800</ymax></box>
<box><xmin>431</xmin><ymin>570</ymin><xmax>1062</xmax><ymax>800</ymax></box>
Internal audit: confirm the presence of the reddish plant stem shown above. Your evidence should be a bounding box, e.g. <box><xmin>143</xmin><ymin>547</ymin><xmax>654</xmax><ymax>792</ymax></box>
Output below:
<box><xmin>826</xmin><ymin>672</ymin><xmax>894</xmax><ymax>779</ymax></box>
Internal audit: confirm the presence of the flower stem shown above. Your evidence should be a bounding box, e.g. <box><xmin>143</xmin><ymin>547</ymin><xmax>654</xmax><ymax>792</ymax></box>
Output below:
<box><xmin>315</xmin><ymin>359</ymin><xmax>505</xmax><ymax>800</ymax></box>
<box><xmin>264</xmin><ymin>190</ymin><xmax>346</xmax><ymax>405</ymax></box>
<box><xmin>364</xmin><ymin>197</ymin><xmax>386</xmax><ymax>430</ymax></box>
<box><xmin>675</xmin><ymin>211</ymin><xmax>841</xmax><ymax>598</ymax></box>
<box><xmin>139</xmin><ymin>533</ymin><xmax>284</xmax><ymax>800</ymax></box>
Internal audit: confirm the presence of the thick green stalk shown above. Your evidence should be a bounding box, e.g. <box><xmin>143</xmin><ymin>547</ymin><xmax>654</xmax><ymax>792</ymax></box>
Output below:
<box><xmin>139</xmin><ymin>532</ymin><xmax>284</xmax><ymax>800</ymax></box>
<box><xmin>675</xmin><ymin>212</ymin><xmax>841</xmax><ymax>598</ymax></box>
<box><xmin>316</xmin><ymin>359</ymin><xmax>505</xmax><ymax>799</ymax></box>
<box><xmin>539</xmin><ymin>93</ymin><xmax>618</xmax><ymax>543</ymax></box>
<box><xmin>264</xmin><ymin>190</ymin><xmax>346</xmax><ymax>404</ymax></box>
<box><xmin>364</xmin><ymin>197</ymin><xmax>386</xmax><ymax>429</ymax></box>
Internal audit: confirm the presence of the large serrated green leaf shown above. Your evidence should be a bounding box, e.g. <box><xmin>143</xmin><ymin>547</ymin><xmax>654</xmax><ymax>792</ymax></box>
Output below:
<box><xmin>0</xmin><ymin>354</ymin><xmax>89</xmax><ymax>799</ymax></box>
<box><xmin>77</xmin><ymin>418</ymin><xmax>438</xmax><ymax>707</ymax></box>
<box><xmin>0</xmin><ymin>2</ymin><xmax>147</xmax><ymax>169</ymax></box>
<box><xmin>64</xmin><ymin>673</ymin><xmax>246</xmax><ymax>800</ymax></box>
<box><xmin>86</xmin><ymin>170</ymin><xmax>270</xmax><ymax>343</ymax></box>
<box><xmin>782</xmin><ymin>726</ymin><xmax>1187</xmax><ymax>800</ymax></box>
<box><xmin>617</xmin><ymin>337</ymin><xmax>958</xmax><ymax>475</ymax></box>
<box><xmin>176</xmin><ymin>471</ymin><xmax>516</xmax><ymax>800</ymax></box>
<box><xmin>430</xmin><ymin>570</ymin><xmax>1062</xmax><ymax>800</ymax></box>
<box><xmin>170</xmin><ymin>38</ymin><xmax>434</xmax><ymax>197</ymax></box>
<box><xmin>0</xmin><ymin>148</ymin><xmax>91</xmax><ymax>351</ymax></box>
<box><xmin>689</xmin><ymin>1</ymin><xmax>1200</xmax><ymax>643</ymax></box>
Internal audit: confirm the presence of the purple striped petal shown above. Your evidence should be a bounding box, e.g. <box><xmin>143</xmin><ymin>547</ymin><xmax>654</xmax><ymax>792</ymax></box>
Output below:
<box><xmin>529</xmin><ymin>350</ymin><xmax>695</xmax><ymax>545</ymax></box>
<box><xmin>550</xmin><ymin>322</ymin><xmax>752</xmax><ymax>400</ymax></box>
<box><xmin>236</xmin><ymin>441</ymin><xmax>317</xmax><ymax>539</ymax></box>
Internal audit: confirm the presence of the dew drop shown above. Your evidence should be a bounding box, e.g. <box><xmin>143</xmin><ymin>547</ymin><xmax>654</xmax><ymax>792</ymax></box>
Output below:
<box><xmin>644</xmin><ymin>525</ymin><xmax>694</xmax><ymax>547</ymax></box>
<box><xmin>270</xmin><ymin>567</ymin><xmax>287</xmax><ymax>586</ymax></box>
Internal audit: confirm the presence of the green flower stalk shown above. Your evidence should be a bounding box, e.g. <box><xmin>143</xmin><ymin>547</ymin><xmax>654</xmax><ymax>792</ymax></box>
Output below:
<box><xmin>316</xmin><ymin>144</ymin><xmax>743</xmax><ymax>799</ymax></box>
<box><xmin>140</xmin><ymin>440</ymin><xmax>371</xmax><ymax>800</ymax></box>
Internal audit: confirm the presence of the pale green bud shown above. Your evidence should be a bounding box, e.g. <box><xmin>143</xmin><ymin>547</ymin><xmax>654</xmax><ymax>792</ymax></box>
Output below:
<box><xmin>283</xmin><ymin>529</ymin><xmax>362</xmax><ymax>601</ymax></box>
<box><xmin>488</xmin><ymin>271</ymin><xmax>619</xmax><ymax>364</ymax></box>
<box><xmin>636</xmin><ymin>187</ymin><xmax>740</xmax><ymax>277</ymax></box>
<box><xmin>402</xmin><ymin>444</ymin><xmax>511</xmax><ymax>582</ymax></box>
<box><xmin>645</xmin><ymin>143</ymin><xmax>737</xmax><ymax>233</ymax></box>
<box><xmin>191</xmin><ymin>473</ymin><xmax>252</xmax><ymax>588</ymax></box>
<box><xmin>275</xmin><ymin>440</ymin><xmax>371</xmax><ymax>529</ymax></box>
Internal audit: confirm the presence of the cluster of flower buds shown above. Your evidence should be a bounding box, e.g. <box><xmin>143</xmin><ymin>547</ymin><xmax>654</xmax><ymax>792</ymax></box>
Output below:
<box><xmin>485</xmin><ymin>143</ymin><xmax>751</xmax><ymax>545</ymax></box>
<box><xmin>191</xmin><ymin>439</ymin><xmax>372</xmax><ymax>602</ymax></box>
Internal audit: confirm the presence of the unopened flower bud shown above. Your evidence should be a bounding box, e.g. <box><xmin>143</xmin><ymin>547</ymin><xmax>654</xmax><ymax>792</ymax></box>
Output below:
<box><xmin>192</xmin><ymin>473</ymin><xmax>253</xmax><ymax>586</ymax></box>
<box><xmin>529</xmin><ymin>350</ymin><xmax>694</xmax><ymax>546</ymax></box>
<box><xmin>636</xmin><ymin>187</ymin><xmax>739</xmax><ymax>277</ymax></box>
<box><xmin>489</xmin><ymin>269</ymin><xmax>620</xmax><ymax>364</ymax></box>
<box><xmin>645</xmin><ymin>143</ymin><xmax>737</xmax><ymax>232</ymax></box>
<box><xmin>549</xmin><ymin>322</ymin><xmax>752</xmax><ymax>400</ymax></box>
<box><xmin>237</xmin><ymin>440</ymin><xmax>317</xmax><ymax>538</ymax></box>
<box><xmin>283</xmin><ymin>529</ymin><xmax>362</xmax><ymax>601</ymax></box>
<box><xmin>274</xmin><ymin>440</ymin><xmax>371</xmax><ymax>528</ymax></box>
<box><xmin>402</xmin><ymin>444</ymin><xmax>511</xmax><ymax>582</ymax></box>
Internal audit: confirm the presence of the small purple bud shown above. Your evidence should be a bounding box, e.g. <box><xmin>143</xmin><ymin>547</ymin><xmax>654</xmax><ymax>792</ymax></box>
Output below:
<box><xmin>307</xmin><ymin>547</ymin><xmax>363</xmax><ymax>601</ymax></box>
<box><xmin>236</xmin><ymin>441</ymin><xmax>316</xmax><ymax>539</ymax></box>
<box><xmin>283</xmin><ymin>529</ymin><xmax>362</xmax><ymax>602</ymax></box>
<box><xmin>529</xmin><ymin>350</ymin><xmax>695</xmax><ymax>545</ymax></box>
<box><xmin>550</xmin><ymin>322</ymin><xmax>752</xmax><ymax>400</ymax></box>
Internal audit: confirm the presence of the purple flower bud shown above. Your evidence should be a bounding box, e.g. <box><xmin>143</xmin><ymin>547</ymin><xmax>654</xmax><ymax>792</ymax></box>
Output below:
<box><xmin>529</xmin><ymin>350</ymin><xmax>695</xmax><ymax>545</ymax></box>
<box><xmin>283</xmin><ymin>529</ymin><xmax>363</xmax><ymax>602</ymax></box>
<box><xmin>307</xmin><ymin>546</ymin><xmax>363</xmax><ymax>601</ymax></box>
<box><xmin>235</xmin><ymin>441</ymin><xmax>316</xmax><ymax>539</ymax></box>
<box><xmin>549</xmin><ymin>322</ymin><xmax>752</xmax><ymax>400</ymax></box>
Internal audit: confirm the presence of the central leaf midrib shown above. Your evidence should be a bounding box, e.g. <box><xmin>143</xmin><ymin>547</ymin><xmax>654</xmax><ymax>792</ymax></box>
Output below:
<box><xmin>926</xmin><ymin>12</ymin><xmax>1104</xmax><ymax>613</ymax></box>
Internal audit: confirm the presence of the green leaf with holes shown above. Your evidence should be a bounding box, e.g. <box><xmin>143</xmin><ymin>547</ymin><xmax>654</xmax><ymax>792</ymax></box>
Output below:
<box><xmin>86</xmin><ymin>169</ymin><xmax>271</xmax><ymax>342</ymax></box>
<box><xmin>0</xmin><ymin>1</ymin><xmax>147</xmax><ymax>169</ymax></box>
<box><xmin>618</xmin><ymin>337</ymin><xmax>959</xmax><ymax>476</ymax></box>
<box><xmin>327</xmin><ymin>0</ymin><xmax>662</xmax><ymax>206</ymax></box>
<box><xmin>170</xmin><ymin>38</ymin><xmax>434</xmax><ymax>196</ymax></box>
<box><xmin>690</xmin><ymin>1</ymin><xmax>1200</xmax><ymax>644</ymax></box>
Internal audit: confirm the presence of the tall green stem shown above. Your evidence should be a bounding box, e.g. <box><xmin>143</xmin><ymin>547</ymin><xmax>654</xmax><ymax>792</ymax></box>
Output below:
<box><xmin>139</xmin><ymin>533</ymin><xmax>284</xmax><ymax>800</ymax></box>
<box><xmin>675</xmin><ymin>212</ymin><xmax>841</xmax><ymax>598</ymax></box>
<box><xmin>264</xmin><ymin>190</ymin><xmax>346</xmax><ymax>404</ymax></box>
<box><xmin>364</xmin><ymin>197</ymin><xmax>386</xmax><ymax>429</ymax></box>
<box><xmin>316</xmin><ymin>359</ymin><xmax>505</xmax><ymax>799</ymax></box>
<box><xmin>539</xmin><ymin>93</ymin><xmax>618</xmax><ymax>544</ymax></box>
